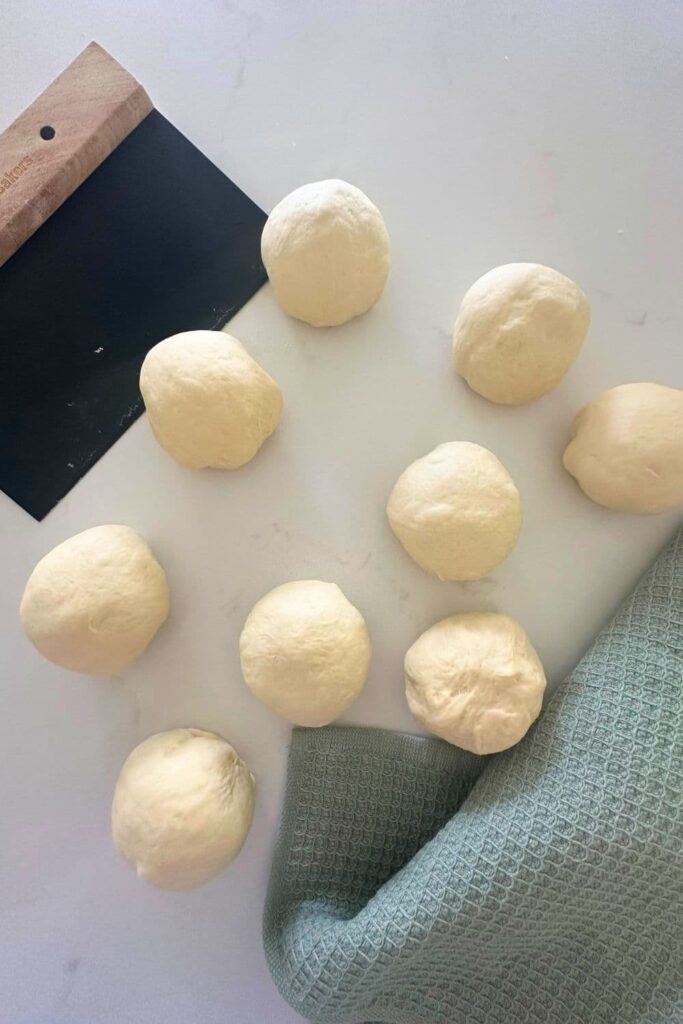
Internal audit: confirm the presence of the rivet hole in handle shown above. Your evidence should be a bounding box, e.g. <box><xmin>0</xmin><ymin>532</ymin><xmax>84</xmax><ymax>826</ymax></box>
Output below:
<box><xmin>0</xmin><ymin>41</ymin><xmax>153</xmax><ymax>269</ymax></box>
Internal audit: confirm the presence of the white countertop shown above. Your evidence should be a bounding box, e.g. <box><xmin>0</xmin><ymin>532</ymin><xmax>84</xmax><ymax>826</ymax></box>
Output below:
<box><xmin>2</xmin><ymin>3</ymin><xmax>682</xmax><ymax>1022</ymax></box>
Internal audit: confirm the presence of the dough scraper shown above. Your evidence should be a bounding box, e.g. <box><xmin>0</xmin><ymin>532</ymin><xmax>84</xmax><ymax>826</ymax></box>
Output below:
<box><xmin>0</xmin><ymin>42</ymin><xmax>267</xmax><ymax>520</ymax></box>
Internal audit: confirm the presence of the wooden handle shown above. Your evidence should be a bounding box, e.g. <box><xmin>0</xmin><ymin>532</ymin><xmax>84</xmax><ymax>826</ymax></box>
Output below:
<box><xmin>0</xmin><ymin>41</ymin><xmax>152</xmax><ymax>268</ymax></box>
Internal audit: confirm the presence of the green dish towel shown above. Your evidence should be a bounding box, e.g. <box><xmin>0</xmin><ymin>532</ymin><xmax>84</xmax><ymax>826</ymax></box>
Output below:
<box><xmin>264</xmin><ymin>528</ymin><xmax>683</xmax><ymax>1024</ymax></box>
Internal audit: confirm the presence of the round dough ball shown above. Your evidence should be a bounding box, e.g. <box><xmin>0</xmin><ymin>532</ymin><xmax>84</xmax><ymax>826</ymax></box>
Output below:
<box><xmin>239</xmin><ymin>580</ymin><xmax>371</xmax><ymax>726</ymax></box>
<box><xmin>405</xmin><ymin>612</ymin><xmax>546</xmax><ymax>755</ymax></box>
<box><xmin>261</xmin><ymin>179</ymin><xmax>390</xmax><ymax>327</ymax></box>
<box><xmin>140</xmin><ymin>330</ymin><xmax>282</xmax><ymax>469</ymax></box>
<box><xmin>112</xmin><ymin>728</ymin><xmax>254</xmax><ymax>891</ymax></box>
<box><xmin>563</xmin><ymin>382</ymin><xmax>683</xmax><ymax>514</ymax></box>
<box><xmin>20</xmin><ymin>525</ymin><xmax>169</xmax><ymax>675</ymax></box>
<box><xmin>453</xmin><ymin>263</ymin><xmax>590</xmax><ymax>404</ymax></box>
<box><xmin>386</xmin><ymin>442</ymin><xmax>522</xmax><ymax>581</ymax></box>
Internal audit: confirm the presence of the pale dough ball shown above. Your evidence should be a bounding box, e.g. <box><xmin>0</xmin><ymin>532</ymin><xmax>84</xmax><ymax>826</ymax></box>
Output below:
<box><xmin>239</xmin><ymin>580</ymin><xmax>371</xmax><ymax>726</ymax></box>
<box><xmin>20</xmin><ymin>525</ymin><xmax>169</xmax><ymax>675</ymax></box>
<box><xmin>563</xmin><ymin>382</ymin><xmax>683</xmax><ymax>514</ymax></box>
<box><xmin>112</xmin><ymin>728</ymin><xmax>254</xmax><ymax>891</ymax></box>
<box><xmin>405</xmin><ymin>612</ymin><xmax>546</xmax><ymax>755</ymax></box>
<box><xmin>386</xmin><ymin>442</ymin><xmax>522</xmax><ymax>581</ymax></box>
<box><xmin>453</xmin><ymin>263</ymin><xmax>590</xmax><ymax>404</ymax></box>
<box><xmin>261</xmin><ymin>179</ymin><xmax>390</xmax><ymax>327</ymax></box>
<box><xmin>140</xmin><ymin>330</ymin><xmax>282</xmax><ymax>469</ymax></box>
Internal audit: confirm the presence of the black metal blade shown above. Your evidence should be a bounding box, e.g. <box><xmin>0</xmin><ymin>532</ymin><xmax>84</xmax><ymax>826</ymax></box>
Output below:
<box><xmin>0</xmin><ymin>109</ymin><xmax>267</xmax><ymax>520</ymax></box>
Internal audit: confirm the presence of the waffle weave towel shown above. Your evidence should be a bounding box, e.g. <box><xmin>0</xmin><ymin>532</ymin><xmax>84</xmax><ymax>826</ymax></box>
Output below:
<box><xmin>264</xmin><ymin>528</ymin><xmax>683</xmax><ymax>1024</ymax></box>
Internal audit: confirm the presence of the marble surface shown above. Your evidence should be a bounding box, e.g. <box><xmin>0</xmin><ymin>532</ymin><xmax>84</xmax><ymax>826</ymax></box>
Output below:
<box><xmin>1</xmin><ymin>2</ymin><xmax>682</xmax><ymax>1022</ymax></box>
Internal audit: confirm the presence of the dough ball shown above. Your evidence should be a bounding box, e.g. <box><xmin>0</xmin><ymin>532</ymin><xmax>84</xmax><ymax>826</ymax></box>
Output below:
<box><xmin>405</xmin><ymin>612</ymin><xmax>546</xmax><ymax>755</ymax></box>
<box><xmin>563</xmin><ymin>382</ymin><xmax>683</xmax><ymax>514</ymax></box>
<box><xmin>261</xmin><ymin>179</ymin><xmax>390</xmax><ymax>327</ymax></box>
<box><xmin>239</xmin><ymin>580</ymin><xmax>371</xmax><ymax>726</ymax></box>
<box><xmin>453</xmin><ymin>263</ymin><xmax>590</xmax><ymax>404</ymax></box>
<box><xmin>112</xmin><ymin>728</ymin><xmax>254</xmax><ymax>891</ymax></box>
<box><xmin>140</xmin><ymin>330</ymin><xmax>282</xmax><ymax>469</ymax></box>
<box><xmin>386</xmin><ymin>442</ymin><xmax>522</xmax><ymax>581</ymax></box>
<box><xmin>20</xmin><ymin>525</ymin><xmax>169</xmax><ymax>675</ymax></box>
